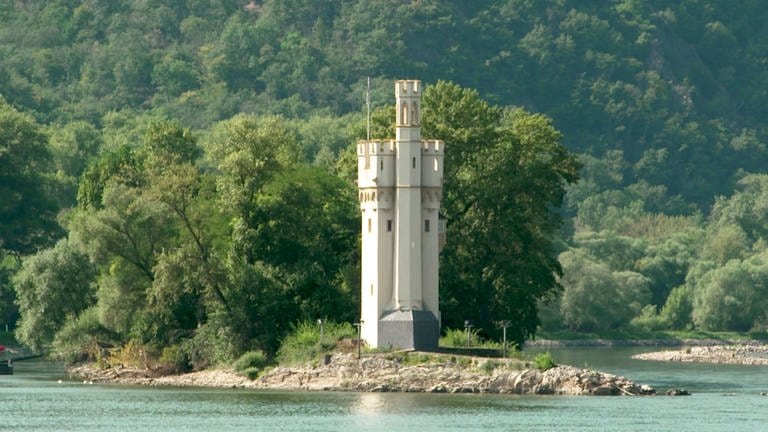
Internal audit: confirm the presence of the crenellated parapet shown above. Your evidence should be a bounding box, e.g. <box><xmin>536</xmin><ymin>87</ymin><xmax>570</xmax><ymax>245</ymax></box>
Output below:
<box><xmin>357</xmin><ymin>139</ymin><xmax>396</xmax><ymax>190</ymax></box>
<box><xmin>420</xmin><ymin>139</ymin><xmax>444</xmax><ymax>191</ymax></box>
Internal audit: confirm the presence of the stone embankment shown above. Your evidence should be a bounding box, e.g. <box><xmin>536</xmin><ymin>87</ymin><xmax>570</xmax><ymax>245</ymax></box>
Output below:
<box><xmin>70</xmin><ymin>352</ymin><xmax>655</xmax><ymax>396</ymax></box>
<box><xmin>633</xmin><ymin>343</ymin><xmax>768</xmax><ymax>365</ymax></box>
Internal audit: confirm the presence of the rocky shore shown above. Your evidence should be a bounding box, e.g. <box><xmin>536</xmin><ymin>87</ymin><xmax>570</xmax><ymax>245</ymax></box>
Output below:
<box><xmin>633</xmin><ymin>343</ymin><xmax>768</xmax><ymax>365</ymax></box>
<box><xmin>69</xmin><ymin>352</ymin><xmax>656</xmax><ymax>396</ymax></box>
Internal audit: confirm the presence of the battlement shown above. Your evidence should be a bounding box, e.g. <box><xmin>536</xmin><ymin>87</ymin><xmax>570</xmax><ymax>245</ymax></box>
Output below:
<box><xmin>395</xmin><ymin>80</ymin><xmax>420</xmax><ymax>98</ymax></box>
<box><xmin>357</xmin><ymin>139</ymin><xmax>396</xmax><ymax>156</ymax></box>
<box><xmin>421</xmin><ymin>140</ymin><xmax>444</xmax><ymax>154</ymax></box>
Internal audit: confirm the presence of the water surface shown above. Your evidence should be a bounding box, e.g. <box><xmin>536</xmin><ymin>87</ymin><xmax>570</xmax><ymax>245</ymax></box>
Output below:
<box><xmin>2</xmin><ymin>348</ymin><xmax>767</xmax><ymax>431</ymax></box>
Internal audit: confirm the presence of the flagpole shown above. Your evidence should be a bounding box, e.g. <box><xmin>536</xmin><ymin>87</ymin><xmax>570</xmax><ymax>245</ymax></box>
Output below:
<box><xmin>366</xmin><ymin>76</ymin><xmax>371</xmax><ymax>141</ymax></box>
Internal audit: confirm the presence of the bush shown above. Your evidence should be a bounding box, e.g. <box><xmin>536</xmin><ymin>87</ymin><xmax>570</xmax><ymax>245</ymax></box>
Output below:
<box><xmin>158</xmin><ymin>344</ymin><xmax>190</xmax><ymax>373</ymax></box>
<box><xmin>533</xmin><ymin>352</ymin><xmax>556</xmax><ymax>371</ymax></box>
<box><xmin>629</xmin><ymin>305</ymin><xmax>669</xmax><ymax>331</ymax></box>
<box><xmin>276</xmin><ymin>320</ymin><xmax>356</xmax><ymax>365</ymax></box>
<box><xmin>50</xmin><ymin>307</ymin><xmax>114</xmax><ymax>364</ymax></box>
<box><xmin>181</xmin><ymin>320</ymin><xmax>239</xmax><ymax>370</ymax></box>
<box><xmin>243</xmin><ymin>367</ymin><xmax>261</xmax><ymax>380</ymax></box>
<box><xmin>439</xmin><ymin>328</ymin><xmax>501</xmax><ymax>349</ymax></box>
<box><xmin>233</xmin><ymin>350</ymin><xmax>269</xmax><ymax>373</ymax></box>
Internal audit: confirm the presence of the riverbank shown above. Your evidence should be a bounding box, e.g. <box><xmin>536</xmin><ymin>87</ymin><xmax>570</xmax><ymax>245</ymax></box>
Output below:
<box><xmin>632</xmin><ymin>343</ymin><xmax>768</xmax><ymax>365</ymax></box>
<box><xmin>69</xmin><ymin>352</ymin><xmax>656</xmax><ymax>396</ymax></box>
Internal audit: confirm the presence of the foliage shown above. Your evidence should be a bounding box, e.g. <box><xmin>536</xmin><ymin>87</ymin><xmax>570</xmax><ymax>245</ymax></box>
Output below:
<box><xmin>276</xmin><ymin>320</ymin><xmax>356</xmax><ymax>366</ymax></box>
<box><xmin>13</xmin><ymin>238</ymin><xmax>96</xmax><ymax>351</ymax></box>
<box><xmin>233</xmin><ymin>350</ymin><xmax>269</xmax><ymax>379</ymax></box>
<box><xmin>0</xmin><ymin>97</ymin><xmax>61</xmax><ymax>254</ymax></box>
<box><xmin>533</xmin><ymin>352</ymin><xmax>556</xmax><ymax>372</ymax></box>
<box><xmin>158</xmin><ymin>344</ymin><xmax>189</xmax><ymax>374</ymax></box>
<box><xmin>438</xmin><ymin>328</ymin><xmax>500</xmax><ymax>349</ymax></box>
<box><xmin>551</xmin><ymin>249</ymin><xmax>651</xmax><ymax>332</ymax></box>
<box><xmin>50</xmin><ymin>307</ymin><xmax>114</xmax><ymax>364</ymax></box>
<box><xmin>426</xmin><ymin>82</ymin><xmax>580</xmax><ymax>345</ymax></box>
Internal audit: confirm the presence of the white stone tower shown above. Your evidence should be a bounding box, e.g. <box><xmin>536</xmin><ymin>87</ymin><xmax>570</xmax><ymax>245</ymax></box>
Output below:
<box><xmin>357</xmin><ymin>80</ymin><xmax>444</xmax><ymax>350</ymax></box>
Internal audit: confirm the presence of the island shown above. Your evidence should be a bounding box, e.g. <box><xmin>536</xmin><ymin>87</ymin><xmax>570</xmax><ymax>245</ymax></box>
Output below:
<box><xmin>69</xmin><ymin>351</ymin><xmax>656</xmax><ymax>396</ymax></box>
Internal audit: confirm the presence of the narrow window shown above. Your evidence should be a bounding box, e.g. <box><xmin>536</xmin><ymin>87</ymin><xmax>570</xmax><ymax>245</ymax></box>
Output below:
<box><xmin>370</xmin><ymin>284</ymin><xmax>374</xmax><ymax>296</ymax></box>
<box><xmin>412</xmin><ymin>157</ymin><xmax>416</xmax><ymax>169</ymax></box>
<box><xmin>368</xmin><ymin>218</ymin><xmax>372</xmax><ymax>233</ymax></box>
<box><xmin>380</xmin><ymin>160</ymin><xmax>384</xmax><ymax>171</ymax></box>
<box><xmin>434</xmin><ymin>157</ymin><xmax>438</xmax><ymax>171</ymax></box>
<box><xmin>387</xmin><ymin>220</ymin><xmax>392</xmax><ymax>232</ymax></box>
<box><xmin>425</xmin><ymin>219</ymin><xmax>430</xmax><ymax>232</ymax></box>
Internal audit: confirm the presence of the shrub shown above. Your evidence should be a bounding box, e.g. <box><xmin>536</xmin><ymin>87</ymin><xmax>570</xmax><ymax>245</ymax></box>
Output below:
<box><xmin>181</xmin><ymin>321</ymin><xmax>238</xmax><ymax>370</ymax></box>
<box><xmin>158</xmin><ymin>344</ymin><xmax>189</xmax><ymax>373</ymax></box>
<box><xmin>108</xmin><ymin>340</ymin><xmax>146</xmax><ymax>368</ymax></box>
<box><xmin>50</xmin><ymin>307</ymin><xmax>114</xmax><ymax>364</ymax></box>
<box><xmin>440</xmin><ymin>328</ymin><xmax>482</xmax><ymax>348</ymax></box>
<box><xmin>243</xmin><ymin>367</ymin><xmax>261</xmax><ymax>380</ymax></box>
<box><xmin>276</xmin><ymin>320</ymin><xmax>356</xmax><ymax>365</ymax></box>
<box><xmin>233</xmin><ymin>350</ymin><xmax>269</xmax><ymax>373</ymax></box>
<box><xmin>439</xmin><ymin>328</ymin><xmax>502</xmax><ymax>350</ymax></box>
<box><xmin>629</xmin><ymin>304</ymin><xmax>669</xmax><ymax>331</ymax></box>
<box><xmin>533</xmin><ymin>352</ymin><xmax>556</xmax><ymax>371</ymax></box>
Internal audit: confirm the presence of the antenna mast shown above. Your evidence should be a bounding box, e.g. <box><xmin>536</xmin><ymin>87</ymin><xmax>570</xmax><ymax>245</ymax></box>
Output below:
<box><xmin>366</xmin><ymin>76</ymin><xmax>371</xmax><ymax>141</ymax></box>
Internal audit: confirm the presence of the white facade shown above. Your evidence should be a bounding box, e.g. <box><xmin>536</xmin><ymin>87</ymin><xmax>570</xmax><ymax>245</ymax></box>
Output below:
<box><xmin>357</xmin><ymin>80</ymin><xmax>444</xmax><ymax>348</ymax></box>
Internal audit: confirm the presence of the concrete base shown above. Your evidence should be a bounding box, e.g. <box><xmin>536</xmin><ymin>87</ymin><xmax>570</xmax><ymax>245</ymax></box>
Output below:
<box><xmin>378</xmin><ymin>310</ymin><xmax>439</xmax><ymax>350</ymax></box>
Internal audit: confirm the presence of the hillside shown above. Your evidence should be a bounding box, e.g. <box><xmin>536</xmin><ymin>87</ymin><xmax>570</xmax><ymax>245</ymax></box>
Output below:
<box><xmin>2</xmin><ymin>0</ymin><xmax>768</xmax><ymax>365</ymax></box>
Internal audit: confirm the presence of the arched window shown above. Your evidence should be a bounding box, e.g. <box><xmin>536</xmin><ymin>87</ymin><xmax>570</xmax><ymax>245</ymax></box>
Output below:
<box><xmin>400</xmin><ymin>102</ymin><xmax>409</xmax><ymax>125</ymax></box>
<box><xmin>412</xmin><ymin>102</ymin><xmax>419</xmax><ymax>125</ymax></box>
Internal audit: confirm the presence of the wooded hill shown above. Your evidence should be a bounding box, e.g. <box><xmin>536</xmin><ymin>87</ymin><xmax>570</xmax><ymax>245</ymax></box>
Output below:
<box><xmin>2</xmin><ymin>0</ymin><xmax>768</xmax><ymax>366</ymax></box>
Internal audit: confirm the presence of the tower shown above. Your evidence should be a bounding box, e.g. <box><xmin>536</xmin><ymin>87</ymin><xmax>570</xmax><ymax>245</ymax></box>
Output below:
<box><xmin>357</xmin><ymin>80</ymin><xmax>444</xmax><ymax>350</ymax></box>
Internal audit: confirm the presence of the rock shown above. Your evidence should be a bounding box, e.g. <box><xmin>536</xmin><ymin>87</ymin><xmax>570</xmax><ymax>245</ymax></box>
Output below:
<box><xmin>665</xmin><ymin>388</ymin><xmax>691</xmax><ymax>396</ymax></box>
<box><xmin>592</xmin><ymin>384</ymin><xmax>618</xmax><ymax>396</ymax></box>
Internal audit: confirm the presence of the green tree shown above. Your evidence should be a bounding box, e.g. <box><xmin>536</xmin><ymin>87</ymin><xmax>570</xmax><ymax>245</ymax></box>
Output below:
<box><xmin>555</xmin><ymin>249</ymin><xmax>651</xmax><ymax>331</ymax></box>
<box><xmin>13</xmin><ymin>238</ymin><xmax>96</xmax><ymax>351</ymax></box>
<box><xmin>422</xmin><ymin>82</ymin><xmax>580</xmax><ymax>344</ymax></box>
<box><xmin>0</xmin><ymin>98</ymin><xmax>61</xmax><ymax>254</ymax></box>
<box><xmin>691</xmin><ymin>253</ymin><xmax>768</xmax><ymax>331</ymax></box>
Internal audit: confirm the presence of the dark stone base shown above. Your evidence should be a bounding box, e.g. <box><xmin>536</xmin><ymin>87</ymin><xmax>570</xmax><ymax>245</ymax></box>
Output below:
<box><xmin>378</xmin><ymin>310</ymin><xmax>439</xmax><ymax>350</ymax></box>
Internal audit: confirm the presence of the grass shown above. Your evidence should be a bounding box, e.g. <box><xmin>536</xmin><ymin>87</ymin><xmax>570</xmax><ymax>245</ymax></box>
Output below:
<box><xmin>276</xmin><ymin>320</ymin><xmax>357</xmax><ymax>366</ymax></box>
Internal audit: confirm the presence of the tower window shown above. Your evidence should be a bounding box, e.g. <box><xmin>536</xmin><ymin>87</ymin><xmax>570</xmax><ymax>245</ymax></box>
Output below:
<box><xmin>425</xmin><ymin>219</ymin><xmax>430</xmax><ymax>232</ymax></box>
<box><xmin>412</xmin><ymin>157</ymin><xmax>416</xmax><ymax>169</ymax></box>
<box><xmin>387</xmin><ymin>220</ymin><xmax>392</xmax><ymax>232</ymax></box>
<box><xmin>368</xmin><ymin>218</ymin><xmax>372</xmax><ymax>233</ymax></box>
<box><xmin>380</xmin><ymin>160</ymin><xmax>384</xmax><ymax>171</ymax></box>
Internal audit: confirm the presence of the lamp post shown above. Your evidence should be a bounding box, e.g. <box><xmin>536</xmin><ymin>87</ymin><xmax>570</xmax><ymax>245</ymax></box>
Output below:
<box><xmin>353</xmin><ymin>320</ymin><xmax>364</xmax><ymax>359</ymax></box>
<box><xmin>317</xmin><ymin>319</ymin><xmax>324</xmax><ymax>345</ymax></box>
<box><xmin>464</xmin><ymin>320</ymin><xmax>473</xmax><ymax>348</ymax></box>
<box><xmin>498</xmin><ymin>320</ymin><xmax>511</xmax><ymax>358</ymax></box>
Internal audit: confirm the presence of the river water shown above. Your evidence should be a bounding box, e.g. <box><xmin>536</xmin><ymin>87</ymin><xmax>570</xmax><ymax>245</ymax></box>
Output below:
<box><xmin>2</xmin><ymin>347</ymin><xmax>767</xmax><ymax>431</ymax></box>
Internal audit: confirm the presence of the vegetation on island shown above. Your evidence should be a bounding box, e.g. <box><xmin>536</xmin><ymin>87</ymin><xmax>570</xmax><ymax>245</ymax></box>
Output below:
<box><xmin>2</xmin><ymin>0</ymin><xmax>768</xmax><ymax>370</ymax></box>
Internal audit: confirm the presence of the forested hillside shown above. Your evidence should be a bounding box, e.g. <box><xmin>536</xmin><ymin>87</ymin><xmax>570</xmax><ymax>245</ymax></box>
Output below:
<box><xmin>2</xmin><ymin>0</ymin><xmax>768</xmax><ymax>366</ymax></box>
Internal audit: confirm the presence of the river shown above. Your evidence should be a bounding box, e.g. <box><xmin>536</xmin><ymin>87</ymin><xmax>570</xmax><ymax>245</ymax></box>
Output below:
<box><xmin>1</xmin><ymin>347</ymin><xmax>767</xmax><ymax>431</ymax></box>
